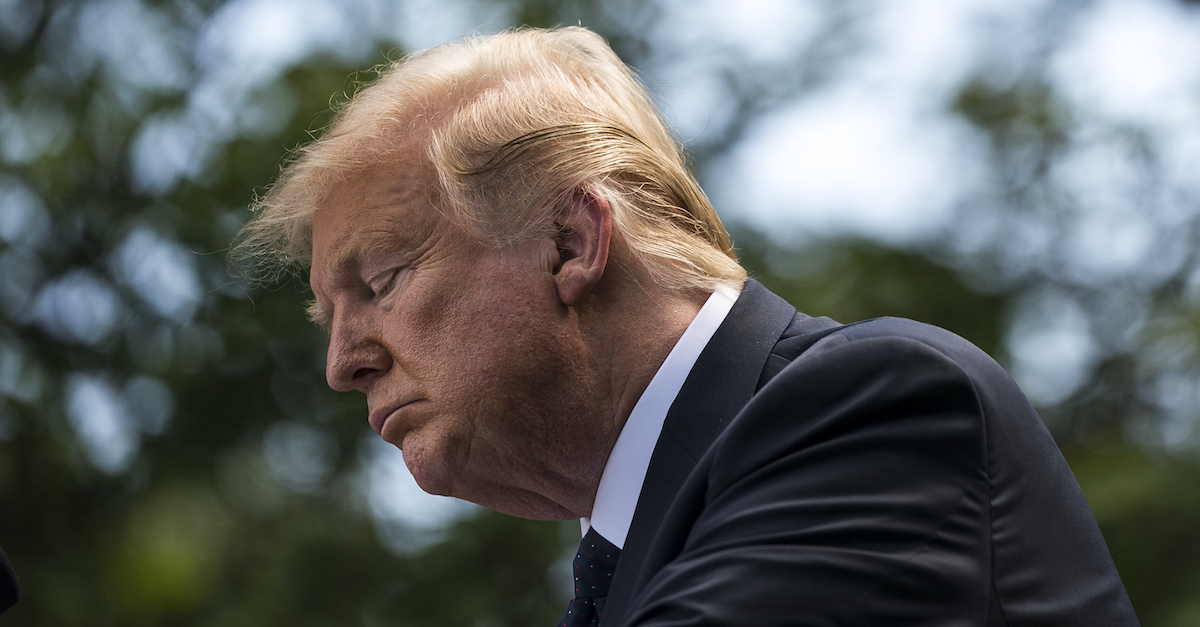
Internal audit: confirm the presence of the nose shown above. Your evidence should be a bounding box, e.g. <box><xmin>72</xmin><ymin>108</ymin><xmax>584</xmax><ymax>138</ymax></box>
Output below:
<box><xmin>325</xmin><ymin>315</ymin><xmax>391</xmax><ymax>392</ymax></box>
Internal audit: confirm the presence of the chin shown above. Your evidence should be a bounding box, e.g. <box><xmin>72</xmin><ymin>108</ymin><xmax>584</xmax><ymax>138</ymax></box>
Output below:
<box><xmin>397</xmin><ymin>436</ymin><xmax>461</xmax><ymax>498</ymax></box>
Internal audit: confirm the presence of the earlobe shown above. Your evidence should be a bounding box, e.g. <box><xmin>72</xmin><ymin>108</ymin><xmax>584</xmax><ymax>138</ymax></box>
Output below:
<box><xmin>552</xmin><ymin>185</ymin><xmax>612</xmax><ymax>307</ymax></box>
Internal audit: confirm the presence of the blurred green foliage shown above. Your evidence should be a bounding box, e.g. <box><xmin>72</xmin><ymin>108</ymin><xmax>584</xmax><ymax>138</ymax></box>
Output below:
<box><xmin>0</xmin><ymin>0</ymin><xmax>1198</xmax><ymax>625</ymax></box>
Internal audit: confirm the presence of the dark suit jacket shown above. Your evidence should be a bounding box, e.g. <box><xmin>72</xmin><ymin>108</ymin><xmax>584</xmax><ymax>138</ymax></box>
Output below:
<box><xmin>0</xmin><ymin>545</ymin><xmax>17</xmax><ymax>614</ymax></box>
<box><xmin>601</xmin><ymin>280</ymin><xmax>1138</xmax><ymax>626</ymax></box>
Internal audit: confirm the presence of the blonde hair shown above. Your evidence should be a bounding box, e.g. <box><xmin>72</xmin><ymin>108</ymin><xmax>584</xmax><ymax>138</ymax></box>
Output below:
<box><xmin>231</xmin><ymin>26</ymin><xmax>746</xmax><ymax>293</ymax></box>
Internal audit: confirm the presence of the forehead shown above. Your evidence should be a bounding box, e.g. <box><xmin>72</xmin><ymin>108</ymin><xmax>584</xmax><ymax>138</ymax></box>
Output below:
<box><xmin>311</xmin><ymin>159</ymin><xmax>442</xmax><ymax>273</ymax></box>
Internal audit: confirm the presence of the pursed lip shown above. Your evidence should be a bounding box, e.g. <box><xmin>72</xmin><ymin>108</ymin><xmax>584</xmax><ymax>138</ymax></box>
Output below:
<box><xmin>367</xmin><ymin>402</ymin><xmax>413</xmax><ymax>437</ymax></box>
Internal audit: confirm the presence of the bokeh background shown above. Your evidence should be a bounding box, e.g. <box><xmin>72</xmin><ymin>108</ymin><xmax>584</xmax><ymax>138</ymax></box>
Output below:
<box><xmin>1</xmin><ymin>0</ymin><xmax>1199</xmax><ymax>624</ymax></box>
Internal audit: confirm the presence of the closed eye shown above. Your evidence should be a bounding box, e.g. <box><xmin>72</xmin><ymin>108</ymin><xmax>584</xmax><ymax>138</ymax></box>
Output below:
<box><xmin>369</xmin><ymin>265</ymin><xmax>413</xmax><ymax>300</ymax></box>
<box><xmin>368</xmin><ymin>269</ymin><xmax>398</xmax><ymax>297</ymax></box>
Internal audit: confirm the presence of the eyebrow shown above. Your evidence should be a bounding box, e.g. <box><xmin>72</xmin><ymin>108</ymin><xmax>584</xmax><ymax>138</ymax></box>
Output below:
<box><xmin>319</xmin><ymin>173</ymin><xmax>430</xmax><ymax>277</ymax></box>
<box><xmin>322</xmin><ymin>224</ymin><xmax>415</xmax><ymax>277</ymax></box>
<box><xmin>306</xmin><ymin>298</ymin><xmax>331</xmax><ymax>331</ymax></box>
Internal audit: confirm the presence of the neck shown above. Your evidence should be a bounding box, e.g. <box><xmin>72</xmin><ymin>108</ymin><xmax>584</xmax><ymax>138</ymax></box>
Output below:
<box><xmin>563</xmin><ymin>273</ymin><xmax>708</xmax><ymax>509</ymax></box>
<box><xmin>597</xmin><ymin>289</ymin><xmax>708</xmax><ymax>430</ymax></box>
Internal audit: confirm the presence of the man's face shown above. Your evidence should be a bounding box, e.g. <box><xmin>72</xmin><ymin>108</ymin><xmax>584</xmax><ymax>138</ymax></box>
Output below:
<box><xmin>308</xmin><ymin>155</ymin><xmax>605</xmax><ymax>520</ymax></box>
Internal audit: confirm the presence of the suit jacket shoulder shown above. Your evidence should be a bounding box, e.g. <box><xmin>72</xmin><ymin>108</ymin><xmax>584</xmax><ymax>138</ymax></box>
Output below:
<box><xmin>603</xmin><ymin>281</ymin><xmax>1138</xmax><ymax>626</ymax></box>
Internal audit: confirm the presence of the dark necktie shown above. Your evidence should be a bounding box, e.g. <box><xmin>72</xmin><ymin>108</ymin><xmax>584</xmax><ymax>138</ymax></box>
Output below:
<box><xmin>559</xmin><ymin>527</ymin><xmax>621</xmax><ymax>627</ymax></box>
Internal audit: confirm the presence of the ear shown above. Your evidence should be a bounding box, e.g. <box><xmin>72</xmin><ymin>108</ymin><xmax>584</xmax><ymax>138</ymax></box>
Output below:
<box><xmin>551</xmin><ymin>185</ymin><xmax>612</xmax><ymax>307</ymax></box>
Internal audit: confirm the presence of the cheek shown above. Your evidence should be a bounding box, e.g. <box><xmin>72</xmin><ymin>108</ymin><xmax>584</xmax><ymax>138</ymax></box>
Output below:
<box><xmin>454</xmin><ymin>282</ymin><xmax>563</xmax><ymax>406</ymax></box>
<box><xmin>387</xmin><ymin>278</ymin><xmax>478</xmax><ymax>355</ymax></box>
<box><xmin>393</xmin><ymin>247</ymin><xmax>566</xmax><ymax>400</ymax></box>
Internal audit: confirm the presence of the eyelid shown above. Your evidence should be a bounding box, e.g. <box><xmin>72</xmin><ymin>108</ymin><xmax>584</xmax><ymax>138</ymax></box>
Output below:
<box><xmin>369</xmin><ymin>268</ymin><xmax>400</xmax><ymax>296</ymax></box>
<box><xmin>361</xmin><ymin>245</ymin><xmax>422</xmax><ymax>298</ymax></box>
<box><xmin>368</xmin><ymin>262</ymin><xmax>415</xmax><ymax>298</ymax></box>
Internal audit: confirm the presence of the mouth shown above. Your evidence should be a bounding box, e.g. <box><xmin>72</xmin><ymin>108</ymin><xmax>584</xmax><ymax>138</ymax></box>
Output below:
<box><xmin>367</xmin><ymin>402</ymin><xmax>413</xmax><ymax>437</ymax></box>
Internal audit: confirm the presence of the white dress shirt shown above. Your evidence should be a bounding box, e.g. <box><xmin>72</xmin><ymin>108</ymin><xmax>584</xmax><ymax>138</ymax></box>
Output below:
<box><xmin>581</xmin><ymin>285</ymin><xmax>740</xmax><ymax>548</ymax></box>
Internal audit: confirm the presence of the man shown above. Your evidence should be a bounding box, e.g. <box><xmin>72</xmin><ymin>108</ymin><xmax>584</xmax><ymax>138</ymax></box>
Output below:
<box><xmin>232</xmin><ymin>27</ymin><xmax>1138</xmax><ymax>626</ymax></box>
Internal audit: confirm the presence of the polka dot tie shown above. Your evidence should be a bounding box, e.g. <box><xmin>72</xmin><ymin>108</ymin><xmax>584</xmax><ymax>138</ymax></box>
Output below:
<box><xmin>559</xmin><ymin>527</ymin><xmax>621</xmax><ymax>627</ymax></box>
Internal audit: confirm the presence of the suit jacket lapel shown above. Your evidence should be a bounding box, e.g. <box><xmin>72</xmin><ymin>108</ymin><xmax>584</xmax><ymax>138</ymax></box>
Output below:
<box><xmin>602</xmin><ymin>280</ymin><xmax>797</xmax><ymax>624</ymax></box>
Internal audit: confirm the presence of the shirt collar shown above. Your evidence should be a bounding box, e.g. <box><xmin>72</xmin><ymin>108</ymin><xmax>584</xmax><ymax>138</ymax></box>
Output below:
<box><xmin>581</xmin><ymin>285</ymin><xmax>740</xmax><ymax>548</ymax></box>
